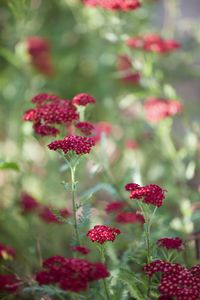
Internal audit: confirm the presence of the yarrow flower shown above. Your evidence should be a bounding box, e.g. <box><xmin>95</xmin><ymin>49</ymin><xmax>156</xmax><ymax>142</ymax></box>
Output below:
<box><xmin>0</xmin><ymin>274</ymin><xmax>21</xmax><ymax>293</ymax></box>
<box><xmin>36</xmin><ymin>256</ymin><xmax>109</xmax><ymax>292</ymax></box>
<box><xmin>26</xmin><ymin>36</ymin><xmax>54</xmax><ymax>76</ymax></box>
<box><xmin>117</xmin><ymin>55</ymin><xmax>140</xmax><ymax>85</ymax></box>
<box><xmin>127</xmin><ymin>33</ymin><xmax>181</xmax><ymax>54</ymax></box>
<box><xmin>143</xmin><ymin>260</ymin><xmax>200</xmax><ymax>299</ymax></box>
<box><xmin>20</xmin><ymin>192</ymin><xmax>40</xmax><ymax>213</ymax></box>
<box><xmin>0</xmin><ymin>244</ymin><xmax>16</xmax><ymax>260</ymax></box>
<box><xmin>125</xmin><ymin>182</ymin><xmax>166</xmax><ymax>207</ymax></box>
<box><xmin>48</xmin><ymin>135</ymin><xmax>95</xmax><ymax>155</ymax></box>
<box><xmin>72</xmin><ymin>93</ymin><xmax>96</xmax><ymax>106</ymax></box>
<box><xmin>105</xmin><ymin>201</ymin><xmax>125</xmax><ymax>214</ymax></box>
<box><xmin>87</xmin><ymin>225</ymin><xmax>120</xmax><ymax>244</ymax></box>
<box><xmin>115</xmin><ymin>211</ymin><xmax>145</xmax><ymax>224</ymax></box>
<box><xmin>144</xmin><ymin>97</ymin><xmax>183</xmax><ymax>123</ymax></box>
<box><xmin>157</xmin><ymin>237</ymin><xmax>184</xmax><ymax>251</ymax></box>
<box><xmin>23</xmin><ymin>93</ymin><xmax>79</xmax><ymax>136</ymax></box>
<box><xmin>75</xmin><ymin>121</ymin><xmax>95</xmax><ymax>136</ymax></box>
<box><xmin>71</xmin><ymin>246</ymin><xmax>90</xmax><ymax>255</ymax></box>
<box><xmin>38</xmin><ymin>206</ymin><xmax>70</xmax><ymax>224</ymax></box>
<box><xmin>82</xmin><ymin>0</ymin><xmax>141</xmax><ymax>11</ymax></box>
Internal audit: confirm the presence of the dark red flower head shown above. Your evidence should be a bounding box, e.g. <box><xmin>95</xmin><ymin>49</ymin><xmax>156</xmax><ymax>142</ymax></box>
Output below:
<box><xmin>36</xmin><ymin>256</ymin><xmax>109</xmax><ymax>292</ymax></box>
<box><xmin>157</xmin><ymin>237</ymin><xmax>184</xmax><ymax>251</ymax></box>
<box><xmin>105</xmin><ymin>201</ymin><xmax>125</xmax><ymax>214</ymax></box>
<box><xmin>71</xmin><ymin>246</ymin><xmax>90</xmax><ymax>255</ymax></box>
<box><xmin>38</xmin><ymin>206</ymin><xmax>70</xmax><ymax>224</ymax></box>
<box><xmin>87</xmin><ymin>225</ymin><xmax>120</xmax><ymax>244</ymax></box>
<box><xmin>0</xmin><ymin>274</ymin><xmax>21</xmax><ymax>293</ymax></box>
<box><xmin>72</xmin><ymin>93</ymin><xmax>96</xmax><ymax>106</ymax></box>
<box><xmin>143</xmin><ymin>260</ymin><xmax>186</xmax><ymax>277</ymax></box>
<box><xmin>115</xmin><ymin>211</ymin><xmax>145</xmax><ymax>224</ymax></box>
<box><xmin>125</xmin><ymin>183</ymin><xmax>166</xmax><ymax>207</ymax></box>
<box><xmin>75</xmin><ymin>121</ymin><xmax>95</xmax><ymax>136</ymax></box>
<box><xmin>48</xmin><ymin>135</ymin><xmax>95</xmax><ymax>155</ymax></box>
<box><xmin>20</xmin><ymin>192</ymin><xmax>40</xmax><ymax>213</ymax></box>
<box><xmin>0</xmin><ymin>244</ymin><xmax>16</xmax><ymax>260</ymax></box>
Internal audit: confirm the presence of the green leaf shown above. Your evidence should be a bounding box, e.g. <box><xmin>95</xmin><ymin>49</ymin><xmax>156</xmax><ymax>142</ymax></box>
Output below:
<box><xmin>80</xmin><ymin>183</ymin><xmax>117</xmax><ymax>202</ymax></box>
<box><xmin>117</xmin><ymin>269</ymin><xmax>144</xmax><ymax>300</ymax></box>
<box><xmin>0</xmin><ymin>160</ymin><xmax>20</xmax><ymax>171</ymax></box>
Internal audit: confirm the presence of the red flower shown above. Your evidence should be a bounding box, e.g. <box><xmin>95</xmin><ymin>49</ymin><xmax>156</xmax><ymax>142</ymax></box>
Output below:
<box><xmin>75</xmin><ymin>121</ymin><xmax>95</xmax><ymax>136</ymax></box>
<box><xmin>105</xmin><ymin>201</ymin><xmax>125</xmax><ymax>214</ymax></box>
<box><xmin>125</xmin><ymin>139</ymin><xmax>139</xmax><ymax>150</ymax></box>
<box><xmin>0</xmin><ymin>244</ymin><xmax>16</xmax><ymax>260</ymax></box>
<box><xmin>20</xmin><ymin>192</ymin><xmax>40</xmax><ymax>213</ymax></box>
<box><xmin>71</xmin><ymin>246</ymin><xmax>90</xmax><ymax>255</ymax></box>
<box><xmin>117</xmin><ymin>55</ymin><xmax>141</xmax><ymax>85</ymax></box>
<box><xmin>92</xmin><ymin>122</ymin><xmax>112</xmax><ymax>143</ymax></box>
<box><xmin>127</xmin><ymin>33</ymin><xmax>181</xmax><ymax>54</ymax></box>
<box><xmin>82</xmin><ymin>0</ymin><xmax>141</xmax><ymax>11</ymax></box>
<box><xmin>38</xmin><ymin>206</ymin><xmax>70</xmax><ymax>224</ymax></box>
<box><xmin>0</xmin><ymin>274</ymin><xmax>21</xmax><ymax>293</ymax></box>
<box><xmin>125</xmin><ymin>183</ymin><xmax>166</xmax><ymax>207</ymax></box>
<box><xmin>115</xmin><ymin>211</ymin><xmax>145</xmax><ymax>224</ymax></box>
<box><xmin>23</xmin><ymin>94</ymin><xmax>79</xmax><ymax>137</ymax></box>
<box><xmin>144</xmin><ymin>97</ymin><xmax>183</xmax><ymax>123</ymax></box>
<box><xmin>48</xmin><ymin>135</ymin><xmax>95</xmax><ymax>155</ymax></box>
<box><xmin>143</xmin><ymin>260</ymin><xmax>186</xmax><ymax>277</ymax></box>
<box><xmin>72</xmin><ymin>93</ymin><xmax>96</xmax><ymax>106</ymax></box>
<box><xmin>87</xmin><ymin>225</ymin><xmax>120</xmax><ymax>244</ymax></box>
<box><xmin>36</xmin><ymin>256</ymin><xmax>109</xmax><ymax>292</ymax></box>
<box><xmin>157</xmin><ymin>237</ymin><xmax>184</xmax><ymax>251</ymax></box>
<box><xmin>26</xmin><ymin>36</ymin><xmax>54</xmax><ymax>76</ymax></box>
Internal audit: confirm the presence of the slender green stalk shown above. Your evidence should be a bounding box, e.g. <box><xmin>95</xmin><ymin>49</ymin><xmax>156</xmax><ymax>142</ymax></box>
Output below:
<box><xmin>99</xmin><ymin>246</ymin><xmax>110</xmax><ymax>300</ymax></box>
<box><xmin>70</xmin><ymin>165</ymin><xmax>81</xmax><ymax>246</ymax></box>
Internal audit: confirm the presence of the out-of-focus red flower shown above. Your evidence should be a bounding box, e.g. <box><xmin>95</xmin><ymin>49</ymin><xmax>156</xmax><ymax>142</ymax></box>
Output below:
<box><xmin>127</xmin><ymin>34</ymin><xmax>181</xmax><ymax>54</ymax></box>
<box><xmin>117</xmin><ymin>55</ymin><xmax>141</xmax><ymax>85</ymax></box>
<box><xmin>144</xmin><ymin>97</ymin><xmax>183</xmax><ymax>123</ymax></box>
<box><xmin>125</xmin><ymin>182</ymin><xmax>166</xmax><ymax>207</ymax></box>
<box><xmin>115</xmin><ymin>211</ymin><xmax>145</xmax><ymax>224</ymax></box>
<box><xmin>87</xmin><ymin>225</ymin><xmax>120</xmax><ymax>244</ymax></box>
<box><xmin>157</xmin><ymin>237</ymin><xmax>184</xmax><ymax>251</ymax></box>
<box><xmin>92</xmin><ymin>122</ymin><xmax>112</xmax><ymax>143</ymax></box>
<box><xmin>75</xmin><ymin>121</ymin><xmax>95</xmax><ymax>136</ymax></box>
<box><xmin>71</xmin><ymin>246</ymin><xmax>90</xmax><ymax>255</ymax></box>
<box><xmin>48</xmin><ymin>135</ymin><xmax>95</xmax><ymax>155</ymax></box>
<box><xmin>36</xmin><ymin>256</ymin><xmax>109</xmax><ymax>292</ymax></box>
<box><xmin>72</xmin><ymin>93</ymin><xmax>96</xmax><ymax>106</ymax></box>
<box><xmin>38</xmin><ymin>206</ymin><xmax>70</xmax><ymax>224</ymax></box>
<box><xmin>125</xmin><ymin>139</ymin><xmax>139</xmax><ymax>150</ymax></box>
<box><xmin>82</xmin><ymin>0</ymin><xmax>141</xmax><ymax>11</ymax></box>
<box><xmin>0</xmin><ymin>244</ymin><xmax>16</xmax><ymax>260</ymax></box>
<box><xmin>105</xmin><ymin>201</ymin><xmax>125</xmax><ymax>214</ymax></box>
<box><xmin>20</xmin><ymin>192</ymin><xmax>40</xmax><ymax>213</ymax></box>
<box><xmin>26</xmin><ymin>36</ymin><xmax>54</xmax><ymax>76</ymax></box>
<box><xmin>0</xmin><ymin>274</ymin><xmax>21</xmax><ymax>293</ymax></box>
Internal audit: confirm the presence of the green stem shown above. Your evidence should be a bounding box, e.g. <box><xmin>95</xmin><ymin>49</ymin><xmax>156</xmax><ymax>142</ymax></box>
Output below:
<box><xmin>70</xmin><ymin>166</ymin><xmax>81</xmax><ymax>246</ymax></box>
<box><xmin>99</xmin><ymin>246</ymin><xmax>110</xmax><ymax>300</ymax></box>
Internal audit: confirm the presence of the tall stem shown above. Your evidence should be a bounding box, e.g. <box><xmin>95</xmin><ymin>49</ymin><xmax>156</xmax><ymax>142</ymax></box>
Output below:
<box><xmin>70</xmin><ymin>166</ymin><xmax>81</xmax><ymax>246</ymax></box>
<box><xmin>100</xmin><ymin>246</ymin><xmax>110</xmax><ymax>300</ymax></box>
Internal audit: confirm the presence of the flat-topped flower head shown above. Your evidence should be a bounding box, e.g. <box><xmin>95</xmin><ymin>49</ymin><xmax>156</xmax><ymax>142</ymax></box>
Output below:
<box><xmin>115</xmin><ymin>211</ymin><xmax>145</xmax><ymax>224</ymax></box>
<box><xmin>36</xmin><ymin>256</ymin><xmax>109</xmax><ymax>292</ymax></box>
<box><xmin>82</xmin><ymin>0</ymin><xmax>141</xmax><ymax>11</ymax></box>
<box><xmin>125</xmin><ymin>183</ymin><xmax>166</xmax><ymax>207</ymax></box>
<box><xmin>105</xmin><ymin>201</ymin><xmax>125</xmax><ymax>214</ymax></box>
<box><xmin>0</xmin><ymin>274</ymin><xmax>21</xmax><ymax>293</ymax></box>
<box><xmin>0</xmin><ymin>244</ymin><xmax>16</xmax><ymax>260</ymax></box>
<box><xmin>72</xmin><ymin>93</ymin><xmax>96</xmax><ymax>106</ymax></box>
<box><xmin>20</xmin><ymin>192</ymin><xmax>40</xmax><ymax>213</ymax></box>
<box><xmin>48</xmin><ymin>135</ymin><xmax>95</xmax><ymax>155</ymax></box>
<box><xmin>75</xmin><ymin>121</ymin><xmax>95</xmax><ymax>136</ymax></box>
<box><xmin>144</xmin><ymin>97</ymin><xmax>183</xmax><ymax>123</ymax></box>
<box><xmin>143</xmin><ymin>260</ymin><xmax>186</xmax><ymax>277</ymax></box>
<box><xmin>157</xmin><ymin>237</ymin><xmax>184</xmax><ymax>251</ymax></box>
<box><xmin>87</xmin><ymin>225</ymin><xmax>120</xmax><ymax>244</ymax></box>
<box><xmin>71</xmin><ymin>246</ymin><xmax>90</xmax><ymax>255</ymax></box>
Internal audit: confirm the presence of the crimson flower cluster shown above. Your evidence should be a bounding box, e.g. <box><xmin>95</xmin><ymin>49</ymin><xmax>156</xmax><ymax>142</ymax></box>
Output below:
<box><xmin>87</xmin><ymin>225</ymin><xmax>120</xmax><ymax>244</ymax></box>
<box><xmin>71</xmin><ymin>246</ymin><xmax>90</xmax><ymax>255</ymax></box>
<box><xmin>82</xmin><ymin>0</ymin><xmax>141</xmax><ymax>11</ymax></box>
<box><xmin>26</xmin><ymin>36</ymin><xmax>54</xmax><ymax>76</ymax></box>
<box><xmin>157</xmin><ymin>237</ymin><xmax>184</xmax><ymax>251</ymax></box>
<box><xmin>125</xmin><ymin>183</ymin><xmax>166</xmax><ymax>207</ymax></box>
<box><xmin>127</xmin><ymin>33</ymin><xmax>181</xmax><ymax>54</ymax></box>
<box><xmin>23</xmin><ymin>93</ymin><xmax>79</xmax><ymax>136</ymax></box>
<box><xmin>117</xmin><ymin>55</ymin><xmax>141</xmax><ymax>85</ymax></box>
<box><xmin>105</xmin><ymin>201</ymin><xmax>125</xmax><ymax>214</ymax></box>
<box><xmin>39</xmin><ymin>206</ymin><xmax>70</xmax><ymax>224</ymax></box>
<box><xmin>72</xmin><ymin>93</ymin><xmax>96</xmax><ymax>106</ymax></box>
<box><xmin>48</xmin><ymin>135</ymin><xmax>95</xmax><ymax>155</ymax></box>
<box><xmin>115</xmin><ymin>211</ymin><xmax>145</xmax><ymax>224</ymax></box>
<box><xmin>0</xmin><ymin>243</ymin><xmax>16</xmax><ymax>260</ymax></box>
<box><xmin>144</xmin><ymin>97</ymin><xmax>183</xmax><ymax>123</ymax></box>
<box><xmin>143</xmin><ymin>260</ymin><xmax>200</xmax><ymax>299</ymax></box>
<box><xmin>75</xmin><ymin>121</ymin><xmax>95</xmax><ymax>136</ymax></box>
<box><xmin>36</xmin><ymin>256</ymin><xmax>109</xmax><ymax>292</ymax></box>
<box><xmin>0</xmin><ymin>274</ymin><xmax>21</xmax><ymax>293</ymax></box>
<box><xmin>20</xmin><ymin>192</ymin><xmax>40</xmax><ymax>213</ymax></box>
